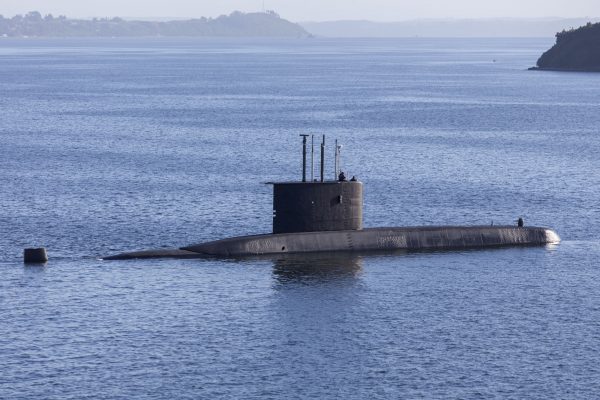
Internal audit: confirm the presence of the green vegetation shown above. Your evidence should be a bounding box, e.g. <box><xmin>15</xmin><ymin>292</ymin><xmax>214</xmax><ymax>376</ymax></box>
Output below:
<box><xmin>0</xmin><ymin>10</ymin><xmax>310</xmax><ymax>37</ymax></box>
<box><xmin>534</xmin><ymin>21</ymin><xmax>600</xmax><ymax>71</ymax></box>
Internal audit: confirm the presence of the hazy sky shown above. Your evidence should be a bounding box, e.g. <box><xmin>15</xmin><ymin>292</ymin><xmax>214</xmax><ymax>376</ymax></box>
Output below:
<box><xmin>2</xmin><ymin>0</ymin><xmax>600</xmax><ymax>21</ymax></box>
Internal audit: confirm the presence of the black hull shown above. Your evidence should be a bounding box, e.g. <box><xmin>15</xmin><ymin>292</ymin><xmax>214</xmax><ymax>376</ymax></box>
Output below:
<box><xmin>103</xmin><ymin>225</ymin><xmax>560</xmax><ymax>260</ymax></box>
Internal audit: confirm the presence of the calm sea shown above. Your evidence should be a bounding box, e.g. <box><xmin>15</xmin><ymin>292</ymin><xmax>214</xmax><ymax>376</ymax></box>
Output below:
<box><xmin>1</xmin><ymin>37</ymin><xmax>600</xmax><ymax>399</ymax></box>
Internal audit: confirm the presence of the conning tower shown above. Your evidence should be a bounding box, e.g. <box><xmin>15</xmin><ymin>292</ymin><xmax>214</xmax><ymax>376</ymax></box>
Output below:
<box><xmin>271</xmin><ymin>135</ymin><xmax>363</xmax><ymax>234</ymax></box>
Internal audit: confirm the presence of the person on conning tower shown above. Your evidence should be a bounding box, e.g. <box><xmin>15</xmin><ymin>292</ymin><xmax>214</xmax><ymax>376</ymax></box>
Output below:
<box><xmin>338</xmin><ymin>171</ymin><xmax>347</xmax><ymax>181</ymax></box>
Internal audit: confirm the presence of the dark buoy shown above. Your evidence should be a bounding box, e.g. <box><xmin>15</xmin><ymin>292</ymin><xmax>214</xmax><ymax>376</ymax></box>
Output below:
<box><xmin>24</xmin><ymin>248</ymin><xmax>48</xmax><ymax>263</ymax></box>
<box><xmin>518</xmin><ymin>217</ymin><xmax>524</xmax><ymax>227</ymax></box>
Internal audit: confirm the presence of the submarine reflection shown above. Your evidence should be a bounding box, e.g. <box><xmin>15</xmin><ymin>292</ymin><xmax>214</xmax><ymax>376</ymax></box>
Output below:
<box><xmin>270</xmin><ymin>252</ymin><xmax>364</xmax><ymax>283</ymax></box>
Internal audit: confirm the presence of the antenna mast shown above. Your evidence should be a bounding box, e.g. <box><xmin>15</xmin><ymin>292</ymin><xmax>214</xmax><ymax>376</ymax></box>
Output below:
<box><xmin>310</xmin><ymin>135</ymin><xmax>314</xmax><ymax>181</ymax></box>
<box><xmin>338</xmin><ymin>142</ymin><xmax>342</xmax><ymax>178</ymax></box>
<box><xmin>320</xmin><ymin>135</ymin><xmax>325</xmax><ymax>182</ymax></box>
<box><xmin>334</xmin><ymin>139</ymin><xmax>338</xmax><ymax>180</ymax></box>
<box><xmin>300</xmin><ymin>134</ymin><xmax>309</xmax><ymax>182</ymax></box>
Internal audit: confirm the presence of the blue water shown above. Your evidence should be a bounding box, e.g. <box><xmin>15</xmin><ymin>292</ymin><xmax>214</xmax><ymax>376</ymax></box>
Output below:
<box><xmin>1</xmin><ymin>37</ymin><xmax>600</xmax><ymax>399</ymax></box>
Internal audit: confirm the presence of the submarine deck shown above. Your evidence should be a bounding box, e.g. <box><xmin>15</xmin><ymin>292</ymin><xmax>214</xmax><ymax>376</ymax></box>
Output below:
<box><xmin>103</xmin><ymin>225</ymin><xmax>560</xmax><ymax>260</ymax></box>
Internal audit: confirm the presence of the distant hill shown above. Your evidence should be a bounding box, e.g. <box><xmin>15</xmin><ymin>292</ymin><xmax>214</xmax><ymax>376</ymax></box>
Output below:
<box><xmin>532</xmin><ymin>22</ymin><xmax>600</xmax><ymax>71</ymax></box>
<box><xmin>300</xmin><ymin>18</ymin><xmax>600</xmax><ymax>38</ymax></box>
<box><xmin>0</xmin><ymin>10</ymin><xmax>310</xmax><ymax>38</ymax></box>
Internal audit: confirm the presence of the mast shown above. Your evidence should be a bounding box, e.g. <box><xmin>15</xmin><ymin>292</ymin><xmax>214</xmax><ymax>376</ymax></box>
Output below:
<box><xmin>310</xmin><ymin>135</ymin><xmax>314</xmax><ymax>181</ymax></box>
<box><xmin>320</xmin><ymin>135</ymin><xmax>325</xmax><ymax>182</ymax></box>
<box><xmin>300</xmin><ymin>134</ymin><xmax>309</xmax><ymax>182</ymax></box>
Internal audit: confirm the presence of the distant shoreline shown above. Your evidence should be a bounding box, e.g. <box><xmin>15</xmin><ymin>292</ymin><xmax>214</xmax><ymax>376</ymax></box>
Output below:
<box><xmin>0</xmin><ymin>35</ymin><xmax>556</xmax><ymax>39</ymax></box>
<box><xmin>528</xmin><ymin>66</ymin><xmax>600</xmax><ymax>72</ymax></box>
<box><xmin>300</xmin><ymin>17</ymin><xmax>600</xmax><ymax>38</ymax></box>
<box><xmin>0</xmin><ymin>11</ymin><xmax>310</xmax><ymax>38</ymax></box>
<box><xmin>0</xmin><ymin>35</ymin><xmax>313</xmax><ymax>39</ymax></box>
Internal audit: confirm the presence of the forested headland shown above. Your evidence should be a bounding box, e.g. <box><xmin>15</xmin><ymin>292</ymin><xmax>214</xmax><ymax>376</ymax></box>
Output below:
<box><xmin>532</xmin><ymin>22</ymin><xmax>600</xmax><ymax>71</ymax></box>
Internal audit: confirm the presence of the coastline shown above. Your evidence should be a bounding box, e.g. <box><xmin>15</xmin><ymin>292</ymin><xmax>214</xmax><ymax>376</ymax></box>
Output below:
<box><xmin>528</xmin><ymin>66</ymin><xmax>600</xmax><ymax>72</ymax></box>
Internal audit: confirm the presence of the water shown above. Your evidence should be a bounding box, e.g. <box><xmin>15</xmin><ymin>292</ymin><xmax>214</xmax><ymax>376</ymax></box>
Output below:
<box><xmin>1</xmin><ymin>37</ymin><xmax>600</xmax><ymax>398</ymax></box>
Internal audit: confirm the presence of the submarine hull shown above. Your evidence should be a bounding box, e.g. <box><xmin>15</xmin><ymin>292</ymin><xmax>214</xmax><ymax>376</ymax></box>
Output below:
<box><xmin>104</xmin><ymin>226</ymin><xmax>560</xmax><ymax>260</ymax></box>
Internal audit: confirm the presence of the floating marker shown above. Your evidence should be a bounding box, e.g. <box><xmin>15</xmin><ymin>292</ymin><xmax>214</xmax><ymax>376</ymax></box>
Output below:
<box><xmin>24</xmin><ymin>248</ymin><xmax>48</xmax><ymax>263</ymax></box>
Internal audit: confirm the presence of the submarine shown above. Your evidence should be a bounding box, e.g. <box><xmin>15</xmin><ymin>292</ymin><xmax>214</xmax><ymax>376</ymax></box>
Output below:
<box><xmin>104</xmin><ymin>135</ymin><xmax>560</xmax><ymax>260</ymax></box>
